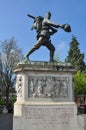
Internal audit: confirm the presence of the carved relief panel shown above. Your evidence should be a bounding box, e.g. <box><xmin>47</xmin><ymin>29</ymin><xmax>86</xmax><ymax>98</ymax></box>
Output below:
<box><xmin>28</xmin><ymin>76</ymin><xmax>69</xmax><ymax>98</ymax></box>
<box><xmin>16</xmin><ymin>76</ymin><xmax>22</xmax><ymax>97</ymax></box>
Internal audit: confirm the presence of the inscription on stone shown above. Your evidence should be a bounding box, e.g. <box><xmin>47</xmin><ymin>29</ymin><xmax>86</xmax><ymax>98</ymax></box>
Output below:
<box><xmin>23</xmin><ymin>106</ymin><xmax>74</xmax><ymax>128</ymax></box>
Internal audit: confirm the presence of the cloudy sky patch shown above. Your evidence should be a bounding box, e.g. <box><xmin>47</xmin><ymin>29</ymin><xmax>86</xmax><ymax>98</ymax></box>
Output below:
<box><xmin>55</xmin><ymin>40</ymin><xmax>69</xmax><ymax>61</ymax></box>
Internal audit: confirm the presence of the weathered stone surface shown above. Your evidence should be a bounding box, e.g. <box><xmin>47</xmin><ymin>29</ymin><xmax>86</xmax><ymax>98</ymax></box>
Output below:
<box><xmin>13</xmin><ymin>102</ymin><xmax>84</xmax><ymax>130</ymax></box>
<box><xmin>13</xmin><ymin>61</ymin><xmax>85</xmax><ymax>130</ymax></box>
<box><xmin>14</xmin><ymin>61</ymin><xmax>75</xmax><ymax>102</ymax></box>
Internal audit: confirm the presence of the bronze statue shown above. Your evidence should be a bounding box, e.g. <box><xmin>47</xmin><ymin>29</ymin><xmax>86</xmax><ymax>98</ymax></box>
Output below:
<box><xmin>25</xmin><ymin>12</ymin><xmax>71</xmax><ymax>62</ymax></box>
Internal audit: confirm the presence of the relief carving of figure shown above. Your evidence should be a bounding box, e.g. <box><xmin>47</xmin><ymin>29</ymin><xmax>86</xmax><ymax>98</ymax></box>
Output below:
<box><xmin>28</xmin><ymin>76</ymin><xmax>69</xmax><ymax>98</ymax></box>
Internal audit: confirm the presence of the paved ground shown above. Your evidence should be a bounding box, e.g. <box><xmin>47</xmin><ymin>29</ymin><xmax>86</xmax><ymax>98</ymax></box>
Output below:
<box><xmin>0</xmin><ymin>113</ymin><xmax>13</xmax><ymax>130</ymax></box>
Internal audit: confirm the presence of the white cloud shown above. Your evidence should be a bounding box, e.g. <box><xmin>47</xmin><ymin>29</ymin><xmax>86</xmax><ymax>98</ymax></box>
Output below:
<box><xmin>55</xmin><ymin>40</ymin><xmax>69</xmax><ymax>61</ymax></box>
<box><xmin>56</xmin><ymin>41</ymin><xmax>67</xmax><ymax>51</ymax></box>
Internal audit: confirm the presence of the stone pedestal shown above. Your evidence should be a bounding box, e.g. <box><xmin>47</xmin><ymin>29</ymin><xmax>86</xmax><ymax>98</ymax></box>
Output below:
<box><xmin>13</xmin><ymin>61</ymin><xmax>85</xmax><ymax>130</ymax></box>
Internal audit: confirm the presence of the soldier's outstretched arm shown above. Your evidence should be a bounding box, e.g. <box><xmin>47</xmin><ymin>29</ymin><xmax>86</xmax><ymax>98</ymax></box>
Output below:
<box><xmin>46</xmin><ymin>21</ymin><xmax>71</xmax><ymax>32</ymax></box>
<box><xmin>49</xmin><ymin>26</ymin><xmax>57</xmax><ymax>35</ymax></box>
<box><xmin>44</xmin><ymin>20</ymin><xmax>61</xmax><ymax>28</ymax></box>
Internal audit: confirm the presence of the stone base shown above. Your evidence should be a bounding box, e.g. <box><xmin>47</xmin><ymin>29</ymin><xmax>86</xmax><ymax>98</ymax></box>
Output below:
<box><xmin>13</xmin><ymin>61</ymin><xmax>85</xmax><ymax>130</ymax></box>
<box><xmin>13</xmin><ymin>101</ymin><xmax>84</xmax><ymax>130</ymax></box>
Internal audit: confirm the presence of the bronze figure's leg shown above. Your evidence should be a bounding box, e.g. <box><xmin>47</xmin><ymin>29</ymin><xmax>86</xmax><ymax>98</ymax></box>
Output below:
<box><xmin>25</xmin><ymin>37</ymin><xmax>44</xmax><ymax>59</ymax></box>
<box><xmin>45</xmin><ymin>40</ymin><xmax>55</xmax><ymax>62</ymax></box>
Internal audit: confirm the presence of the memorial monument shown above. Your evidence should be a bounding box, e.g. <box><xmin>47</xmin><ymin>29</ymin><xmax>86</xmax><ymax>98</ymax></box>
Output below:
<box><xmin>13</xmin><ymin>12</ymin><xmax>85</xmax><ymax>130</ymax></box>
<box><xmin>24</xmin><ymin>12</ymin><xmax>71</xmax><ymax>62</ymax></box>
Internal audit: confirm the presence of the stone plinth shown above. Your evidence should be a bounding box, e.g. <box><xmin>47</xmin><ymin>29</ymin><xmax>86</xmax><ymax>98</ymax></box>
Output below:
<box><xmin>13</xmin><ymin>61</ymin><xmax>85</xmax><ymax>130</ymax></box>
<box><xmin>13</xmin><ymin>61</ymin><xmax>76</xmax><ymax>103</ymax></box>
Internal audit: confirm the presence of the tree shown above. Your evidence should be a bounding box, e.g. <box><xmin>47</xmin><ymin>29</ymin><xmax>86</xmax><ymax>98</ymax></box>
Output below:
<box><xmin>0</xmin><ymin>37</ymin><xmax>23</xmax><ymax>104</ymax></box>
<box><xmin>65</xmin><ymin>36</ymin><xmax>86</xmax><ymax>71</ymax></box>
<box><xmin>74</xmin><ymin>71</ymin><xmax>86</xmax><ymax>96</ymax></box>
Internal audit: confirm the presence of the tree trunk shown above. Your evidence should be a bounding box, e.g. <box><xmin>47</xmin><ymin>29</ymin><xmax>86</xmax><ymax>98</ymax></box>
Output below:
<box><xmin>6</xmin><ymin>87</ymin><xmax>10</xmax><ymax>106</ymax></box>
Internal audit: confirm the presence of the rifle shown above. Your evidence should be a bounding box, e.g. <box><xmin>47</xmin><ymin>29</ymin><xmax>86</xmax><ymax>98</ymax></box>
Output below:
<box><xmin>27</xmin><ymin>14</ymin><xmax>35</xmax><ymax>20</ymax></box>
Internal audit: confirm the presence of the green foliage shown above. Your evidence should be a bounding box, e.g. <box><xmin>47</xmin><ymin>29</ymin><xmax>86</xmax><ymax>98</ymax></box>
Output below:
<box><xmin>65</xmin><ymin>36</ymin><xmax>86</xmax><ymax>97</ymax></box>
<box><xmin>10</xmin><ymin>95</ymin><xmax>17</xmax><ymax>105</ymax></box>
<box><xmin>65</xmin><ymin>36</ymin><xmax>86</xmax><ymax>71</ymax></box>
<box><xmin>0</xmin><ymin>98</ymin><xmax>6</xmax><ymax>106</ymax></box>
<box><xmin>0</xmin><ymin>95</ymin><xmax>16</xmax><ymax>106</ymax></box>
<box><xmin>74</xmin><ymin>71</ymin><xmax>86</xmax><ymax>96</ymax></box>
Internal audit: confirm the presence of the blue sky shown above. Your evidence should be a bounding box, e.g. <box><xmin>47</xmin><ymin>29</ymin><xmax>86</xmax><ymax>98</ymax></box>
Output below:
<box><xmin>0</xmin><ymin>1</ymin><xmax>86</xmax><ymax>62</ymax></box>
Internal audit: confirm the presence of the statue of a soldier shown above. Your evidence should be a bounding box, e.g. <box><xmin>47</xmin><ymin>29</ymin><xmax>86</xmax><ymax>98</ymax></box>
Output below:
<box><xmin>25</xmin><ymin>12</ymin><xmax>71</xmax><ymax>62</ymax></box>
